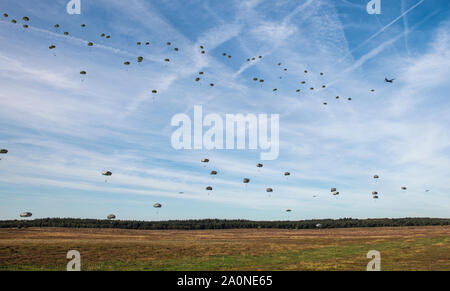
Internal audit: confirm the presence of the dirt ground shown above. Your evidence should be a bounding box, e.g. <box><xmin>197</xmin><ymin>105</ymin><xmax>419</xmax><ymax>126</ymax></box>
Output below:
<box><xmin>0</xmin><ymin>226</ymin><xmax>448</xmax><ymax>270</ymax></box>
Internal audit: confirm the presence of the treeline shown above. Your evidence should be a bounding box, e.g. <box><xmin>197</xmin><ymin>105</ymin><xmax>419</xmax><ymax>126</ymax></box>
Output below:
<box><xmin>0</xmin><ymin>217</ymin><xmax>449</xmax><ymax>230</ymax></box>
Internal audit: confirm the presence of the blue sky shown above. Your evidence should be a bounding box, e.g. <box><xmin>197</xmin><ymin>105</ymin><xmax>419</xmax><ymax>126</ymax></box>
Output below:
<box><xmin>0</xmin><ymin>0</ymin><xmax>449</xmax><ymax>221</ymax></box>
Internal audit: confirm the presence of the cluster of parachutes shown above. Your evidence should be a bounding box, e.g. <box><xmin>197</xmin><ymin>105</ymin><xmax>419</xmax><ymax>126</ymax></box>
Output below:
<box><xmin>1</xmin><ymin>10</ymin><xmax>409</xmax><ymax>221</ymax></box>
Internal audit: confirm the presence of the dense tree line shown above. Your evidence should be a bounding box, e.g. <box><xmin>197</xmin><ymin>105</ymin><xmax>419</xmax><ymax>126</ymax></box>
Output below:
<box><xmin>0</xmin><ymin>217</ymin><xmax>448</xmax><ymax>230</ymax></box>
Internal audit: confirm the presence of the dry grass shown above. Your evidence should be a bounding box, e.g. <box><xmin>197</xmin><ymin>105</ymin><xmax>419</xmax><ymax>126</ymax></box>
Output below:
<box><xmin>0</xmin><ymin>226</ymin><xmax>448</xmax><ymax>270</ymax></box>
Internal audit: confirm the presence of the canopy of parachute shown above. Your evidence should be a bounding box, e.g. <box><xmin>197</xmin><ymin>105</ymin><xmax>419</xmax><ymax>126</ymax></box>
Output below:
<box><xmin>256</xmin><ymin>163</ymin><xmax>263</xmax><ymax>168</ymax></box>
<box><xmin>286</xmin><ymin>209</ymin><xmax>292</xmax><ymax>212</ymax></box>
<box><xmin>102</xmin><ymin>171</ymin><xmax>112</xmax><ymax>176</ymax></box>
<box><xmin>284</xmin><ymin>172</ymin><xmax>291</xmax><ymax>176</ymax></box>
<box><xmin>107</xmin><ymin>214</ymin><xmax>116</xmax><ymax>220</ymax></box>
<box><xmin>372</xmin><ymin>191</ymin><xmax>378</xmax><ymax>195</ymax></box>
<box><xmin>374</xmin><ymin>175</ymin><xmax>379</xmax><ymax>179</ymax></box>
<box><xmin>206</xmin><ymin>186</ymin><xmax>213</xmax><ymax>191</ymax></box>
<box><xmin>266</xmin><ymin>188</ymin><xmax>273</xmax><ymax>193</ymax></box>
<box><xmin>243</xmin><ymin>178</ymin><xmax>250</xmax><ymax>184</ymax></box>
<box><xmin>210</xmin><ymin>171</ymin><xmax>217</xmax><ymax>175</ymax></box>
<box><xmin>153</xmin><ymin>203</ymin><xmax>162</xmax><ymax>208</ymax></box>
<box><xmin>330</xmin><ymin>188</ymin><xmax>337</xmax><ymax>192</ymax></box>
<box><xmin>401</xmin><ymin>187</ymin><xmax>407</xmax><ymax>190</ymax></box>
<box><xmin>316</xmin><ymin>224</ymin><xmax>322</xmax><ymax>228</ymax></box>
<box><xmin>0</xmin><ymin>149</ymin><xmax>8</xmax><ymax>154</ymax></box>
<box><xmin>20</xmin><ymin>212</ymin><xmax>32</xmax><ymax>218</ymax></box>
<box><xmin>201</xmin><ymin>158</ymin><xmax>209</xmax><ymax>163</ymax></box>
<box><xmin>332</xmin><ymin>192</ymin><xmax>339</xmax><ymax>196</ymax></box>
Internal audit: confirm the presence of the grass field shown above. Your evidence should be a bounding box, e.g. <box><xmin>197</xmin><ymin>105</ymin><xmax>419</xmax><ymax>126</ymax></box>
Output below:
<box><xmin>0</xmin><ymin>226</ymin><xmax>449</xmax><ymax>271</ymax></box>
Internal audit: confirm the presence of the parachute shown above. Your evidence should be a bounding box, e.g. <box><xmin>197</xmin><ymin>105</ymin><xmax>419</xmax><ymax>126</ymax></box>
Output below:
<box><xmin>310</xmin><ymin>87</ymin><xmax>314</xmax><ymax>90</ymax></box>
<box><xmin>54</xmin><ymin>24</ymin><xmax>60</xmax><ymax>28</ymax></box>
<box><xmin>316</xmin><ymin>223</ymin><xmax>322</xmax><ymax>228</ymax></box>
<box><xmin>124</xmin><ymin>61</ymin><xmax>131</xmax><ymax>65</ymax></box>
<box><xmin>222</xmin><ymin>53</ymin><xmax>226</xmax><ymax>56</ymax></box>
<box><xmin>273</xmin><ymin>88</ymin><xmax>277</xmax><ymax>92</ymax></box>
<box><xmin>199</xmin><ymin>72</ymin><xmax>204</xmax><ymax>75</ymax></box>
<box><xmin>101</xmin><ymin>33</ymin><xmax>105</xmax><ymax>37</ymax></box>
<box><xmin>401</xmin><ymin>187</ymin><xmax>407</xmax><ymax>190</ymax></box>
<box><xmin>201</xmin><ymin>50</ymin><xmax>205</xmax><ymax>54</ymax></box>
<box><xmin>243</xmin><ymin>178</ymin><xmax>250</xmax><ymax>184</ymax></box>
<box><xmin>201</xmin><ymin>158</ymin><xmax>209</xmax><ymax>163</ymax></box>
<box><xmin>137</xmin><ymin>56</ymin><xmax>144</xmax><ymax>63</ymax></box>
<box><xmin>195</xmin><ymin>77</ymin><xmax>200</xmax><ymax>82</ymax></box>
<box><xmin>259</xmin><ymin>79</ymin><xmax>264</xmax><ymax>83</ymax></box>
<box><xmin>322</xmin><ymin>85</ymin><xmax>326</xmax><ymax>88</ymax></box>
<box><xmin>152</xmin><ymin>90</ymin><xmax>157</xmax><ymax>94</ymax></box>
<box><xmin>373</xmin><ymin>196</ymin><xmax>379</xmax><ymax>199</ymax></box>
<box><xmin>23</xmin><ymin>24</ymin><xmax>28</xmax><ymax>29</ymax></box>
<box><xmin>320</xmin><ymin>72</ymin><xmax>324</xmax><ymax>76</ymax></box>
<box><xmin>166</xmin><ymin>42</ymin><xmax>171</xmax><ymax>46</ymax></box>
<box><xmin>20</xmin><ymin>212</ymin><xmax>32</xmax><ymax>218</ymax></box>
<box><xmin>284</xmin><ymin>172</ymin><xmax>291</xmax><ymax>176</ymax></box>
<box><xmin>137</xmin><ymin>42</ymin><xmax>141</xmax><ymax>45</ymax></box>
<box><xmin>3</xmin><ymin>13</ymin><xmax>8</xmax><ymax>18</ymax></box>
<box><xmin>258</xmin><ymin>56</ymin><xmax>262</xmax><ymax>59</ymax></box>
<box><xmin>253</xmin><ymin>77</ymin><xmax>258</xmax><ymax>81</ymax></box>
<box><xmin>0</xmin><ymin>149</ymin><xmax>8</xmax><ymax>154</ymax></box>
<box><xmin>332</xmin><ymin>191</ymin><xmax>339</xmax><ymax>196</ymax></box>
<box><xmin>296</xmin><ymin>89</ymin><xmax>300</xmax><ymax>92</ymax></box>
<box><xmin>107</xmin><ymin>214</ymin><xmax>116</xmax><ymax>220</ymax></box>
<box><xmin>49</xmin><ymin>45</ymin><xmax>56</xmax><ymax>50</ymax></box>
<box><xmin>372</xmin><ymin>191</ymin><xmax>378</xmax><ymax>195</ymax></box>
<box><xmin>102</xmin><ymin>171</ymin><xmax>112</xmax><ymax>176</ymax></box>
<box><xmin>153</xmin><ymin>203</ymin><xmax>162</xmax><ymax>208</ymax></box>
<box><xmin>348</xmin><ymin>98</ymin><xmax>352</xmax><ymax>101</ymax></box>
<box><xmin>330</xmin><ymin>188</ymin><xmax>337</xmax><ymax>192</ymax></box>
<box><xmin>286</xmin><ymin>209</ymin><xmax>292</xmax><ymax>212</ymax></box>
<box><xmin>106</xmin><ymin>35</ymin><xmax>111</xmax><ymax>39</ymax></box>
<box><xmin>200</xmin><ymin>45</ymin><xmax>204</xmax><ymax>49</ymax></box>
<box><xmin>210</xmin><ymin>83</ymin><xmax>214</xmax><ymax>87</ymax></box>
<box><xmin>304</xmin><ymin>70</ymin><xmax>308</xmax><ymax>73</ymax></box>
<box><xmin>301</xmin><ymin>81</ymin><xmax>306</xmax><ymax>84</ymax></box>
<box><xmin>323</xmin><ymin>102</ymin><xmax>327</xmax><ymax>105</ymax></box>
<box><xmin>256</xmin><ymin>163</ymin><xmax>263</xmax><ymax>168</ymax></box>
<box><xmin>174</xmin><ymin>48</ymin><xmax>179</xmax><ymax>51</ymax></box>
<box><xmin>79</xmin><ymin>71</ymin><xmax>87</xmax><ymax>75</ymax></box>
<box><xmin>11</xmin><ymin>19</ymin><xmax>16</xmax><ymax>24</ymax></box>
<box><xmin>266</xmin><ymin>188</ymin><xmax>273</xmax><ymax>193</ymax></box>
<box><xmin>164</xmin><ymin>58</ymin><xmax>170</xmax><ymax>62</ymax></box>
<box><xmin>64</xmin><ymin>32</ymin><xmax>69</xmax><ymax>35</ymax></box>
<box><xmin>206</xmin><ymin>186</ymin><xmax>213</xmax><ymax>191</ymax></box>
<box><xmin>210</xmin><ymin>171</ymin><xmax>217</xmax><ymax>175</ymax></box>
<box><xmin>373</xmin><ymin>175</ymin><xmax>379</xmax><ymax>179</ymax></box>
<box><xmin>87</xmin><ymin>42</ymin><xmax>94</xmax><ymax>47</ymax></box>
<box><xmin>22</xmin><ymin>17</ymin><xmax>29</xmax><ymax>22</ymax></box>
<box><xmin>81</xmin><ymin>24</ymin><xmax>86</xmax><ymax>28</ymax></box>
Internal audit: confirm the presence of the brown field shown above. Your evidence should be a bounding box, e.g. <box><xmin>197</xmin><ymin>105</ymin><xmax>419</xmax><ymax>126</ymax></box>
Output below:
<box><xmin>0</xmin><ymin>226</ymin><xmax>449</xmax><ymax>271</ymax></box>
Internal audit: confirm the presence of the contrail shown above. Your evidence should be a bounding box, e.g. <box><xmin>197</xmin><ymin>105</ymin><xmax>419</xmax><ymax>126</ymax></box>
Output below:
<box><xmin>351</xmin><ymin>0</ymin><xmax>425</xmax><ymax>53</ymax></box>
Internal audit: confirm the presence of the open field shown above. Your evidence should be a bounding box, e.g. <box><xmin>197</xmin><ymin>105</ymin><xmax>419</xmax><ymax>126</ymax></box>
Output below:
<box><xmin>0</xmin><ymin>226</ymin><xmax>449</xmax><ymax>271</ymax></box>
